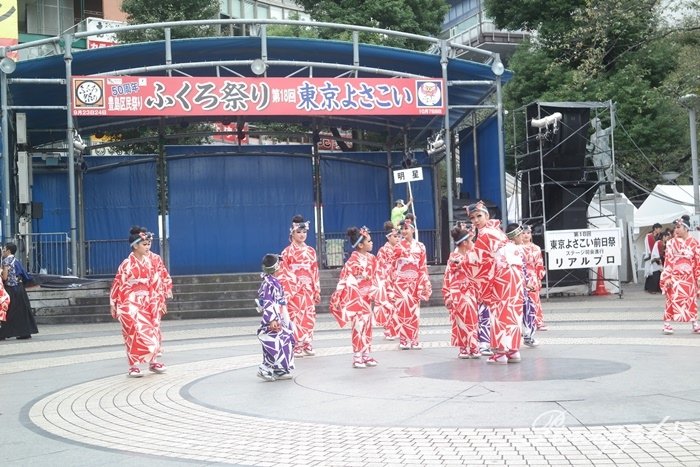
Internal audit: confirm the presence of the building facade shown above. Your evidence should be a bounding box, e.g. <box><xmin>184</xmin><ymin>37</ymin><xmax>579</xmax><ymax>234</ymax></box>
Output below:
<box><xmin>15</xmin><ymin>0</ymin><xmax>308</xmax><ymax>49</ymax></box>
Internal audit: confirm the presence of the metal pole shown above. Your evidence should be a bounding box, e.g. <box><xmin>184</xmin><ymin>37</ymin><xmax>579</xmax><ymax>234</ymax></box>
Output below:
<box><xmin>1</xmin><ymin>57</ymin><xmax>10</xmax><ymax>244</ymax></box>
<box><xmin>496</xmin><ymin>75</ymin><xmax>507</xmax><ymax>225</ymax></box>
<box><xmin>157</xmin><ymin>118</ymin><xmax>169</xmax><ymax>269</ymax></box>
<box><xmin>690</xmin><ymin>107</ymin><xmax>699</xmax><ymax>215</ymax></box>
<box><xmin>679</xmin><ymin>94</ymin><xmax>700</xmax><ymax>215</ymax></box>
<box><xmin>64</xmin><ymin>33</ymin><xmax>78</xmax><ymax>275</ymax></box>
<box><xmin>312</xmin><ymin>128</ymin><xmax>323</xmax><ymax>268</ymax></box>
<box><xmin>441</xmin><ymin>41</ymin><xmax>453</xmax><ymax>232</ymax></box>
<box><xmin>609</xmin><ymin>100</ymin><xmax>622</xmax><ymax>298</ymax></box>
<box><xmin>472</xmin><ymin>112</ymin><xmax>480</xmax><ymax>198</ymax></box>
<box><xmin>77</xmin><ymin>160</ymin><xmax>86</xmax><ymax>275</ymax></box>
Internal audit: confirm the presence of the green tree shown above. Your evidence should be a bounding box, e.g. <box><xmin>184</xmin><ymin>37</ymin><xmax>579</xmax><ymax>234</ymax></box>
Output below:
<box><xmin>106</xmin><ymin>0</ymin><xmax>221</xmax><ymax>154</ymax></box>
<box><xmin>486</xmin><ymin>0</ymin><xmax>700</xmax><ymax>195</ymax></box>
<box><xmin>294</xmin><ymin>0</ymin><xmax>449</xmax><ymax>50</ymax></box>
<box><xmin>117</xmin><ymin>0</ymin><xmax>220</xmax><ymax>43</ymax></box>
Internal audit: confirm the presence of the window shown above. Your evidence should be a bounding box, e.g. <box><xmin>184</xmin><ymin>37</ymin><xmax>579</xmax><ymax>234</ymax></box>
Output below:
<box><xmin>21</xmin><ymin>0</ymin><xmax>74</xmax><ymax>36</ymax></box>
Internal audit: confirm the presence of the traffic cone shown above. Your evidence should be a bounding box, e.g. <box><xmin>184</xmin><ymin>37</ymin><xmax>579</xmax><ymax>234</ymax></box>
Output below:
<box><xmin>592</xmin><ymin>267</ymin><xmax>609</xmax><ymax>296</ymax></box>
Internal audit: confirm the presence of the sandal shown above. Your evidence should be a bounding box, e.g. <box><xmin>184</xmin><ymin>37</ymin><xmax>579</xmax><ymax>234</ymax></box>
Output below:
<box><xmin>127</xmin><ymin>367</ymin><xmax>143</xmax><ymax>378</ymax></box>
<box><xmin>149</xmin><ymin>362</ymin><xmax>167</xmax><ymax>374</ymax></box>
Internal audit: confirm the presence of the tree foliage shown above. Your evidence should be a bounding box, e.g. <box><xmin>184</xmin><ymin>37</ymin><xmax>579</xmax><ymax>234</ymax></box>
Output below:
<box><xmin>101</xmin><ymin>0</ymin><xmax>222</xmax><ymax>153</ymax></box>
<box><xmin>486</xmin><ymin>0</ymin><xmax>700</xmax><ymax>197</ymax></box>
<box><xmin>294</xmin><ymin>0</ymin><xmax>449</xmax><ymax>50</ymax></box>
<box><xmin>117</xmin><ymin>0</ymin><xmax>220</xmax><ymax>43</ymax></box>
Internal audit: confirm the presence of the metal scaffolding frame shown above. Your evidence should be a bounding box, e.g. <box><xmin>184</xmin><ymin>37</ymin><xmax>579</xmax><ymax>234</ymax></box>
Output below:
<box><xmin>510</xmin><ymin>100</ymin><xmax>622</xmax><ymax>298</ymax></box>
<box><xmin>0</xmin><ymin>19</ymin><xmax>507</xmax><ymax>276</ymax></box>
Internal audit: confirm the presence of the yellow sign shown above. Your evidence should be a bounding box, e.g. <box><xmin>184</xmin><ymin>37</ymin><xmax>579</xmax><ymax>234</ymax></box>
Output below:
<box><xmin>0</xmin><ymin>0</ymin><xmax>18</xmax><ymax>57</ymax></box>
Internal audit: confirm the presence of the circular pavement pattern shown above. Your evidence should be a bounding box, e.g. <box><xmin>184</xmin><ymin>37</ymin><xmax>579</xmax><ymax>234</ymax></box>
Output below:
<box><xmin>28</xmin><ymin>336</ymin><xmax>700</xmax><ymax>466</ymax></box>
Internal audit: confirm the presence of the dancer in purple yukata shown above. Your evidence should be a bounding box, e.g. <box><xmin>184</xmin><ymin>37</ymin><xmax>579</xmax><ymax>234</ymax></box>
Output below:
<box><xmin>256</xmin><ymin>254</ymin><xmax>296</xmax><ymax>381</ymax></box>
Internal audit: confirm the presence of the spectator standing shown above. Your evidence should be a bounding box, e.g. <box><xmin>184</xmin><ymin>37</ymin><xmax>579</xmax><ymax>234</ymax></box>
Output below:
<box><xmin>0</xmin><ymin>243</ymin><xmax>37</xmax><ymax>340</ymax></box>
<box><xmin>391</xmin><ymin>197</ymin><xmax>413</xmax><ymax>228</ymax></box>
<box><xmin>644</xmin><ymin>223</ymin><xmax>663</xmax><ymax>292</ymax></box>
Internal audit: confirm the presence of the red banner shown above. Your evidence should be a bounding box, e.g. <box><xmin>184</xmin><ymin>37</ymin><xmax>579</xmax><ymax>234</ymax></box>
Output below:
<box><xmin>72</xmin><ymin>76</ymin><xmax>445</xmax><ymax>117</ymax></box>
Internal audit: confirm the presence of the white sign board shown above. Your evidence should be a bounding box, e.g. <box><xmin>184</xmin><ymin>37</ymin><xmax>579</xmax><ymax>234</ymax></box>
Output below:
<box><xmin>545</xmin><ymin>228</ymin><xmax>622</xmax><ymax>270</ymax></box>
<box><xmin>86</xmin><ymin>17</ymin><xmax>126</xmax><ymax>49</ymax></box>
<box><xmin>393</xmin><ymin>167</ymin><xmax>423</xmax><ymax>184</ymax></box>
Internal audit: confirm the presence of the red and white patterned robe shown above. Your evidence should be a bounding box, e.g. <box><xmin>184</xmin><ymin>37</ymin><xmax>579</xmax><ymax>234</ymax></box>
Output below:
<box><xmin>393</xmin><ymin>238</ymin><xmax>432</xmax><ymax>345</ymax></box>
<box><xmin>0</xmin><ymin>280</ymin><xmax>9</xmax><ymax>321</ymax></box>
<box><xmin>660</xmin><ymin>236</ymin><xmax>700</xmax><ymax>323</ymax></box>
<box><xmin>110</xmin><ymin>252</ymin><xmax>172</xmax><ymax>366</ymax></box>
<box><xmin>374</xmin><ymin>242</ymin><xmax>398</xmax><ymax>333</ymax></box>
<box><xmin>278</xmin><ymin>242</ymin><xmax>320</xmax><ymax>351</ymax></box>
<box><xmin>467</xmin><ymin>220</ymin><xmax>524</xmax><ymax>354</ymax></box>
<box><xmin>442</xmin><ymin>249</ymin><xmax>479</xmax><ymax>354</ymax></box>
<box><xmin>329</xmin><ymin>251</ymin><xmax>377</xmax><ymax>353</ymax></box>
<box><xmin>523</xmin><ymin>241</ymin><xmax>546</xmax><ymax>326</ymax></box>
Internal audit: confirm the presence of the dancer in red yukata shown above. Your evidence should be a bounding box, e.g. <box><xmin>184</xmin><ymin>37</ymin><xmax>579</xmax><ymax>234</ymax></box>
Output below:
<box><xmin>278</xmin><ymin>215</ymin><xmax>321</xmax><ymax>358</ymax></box>
<box><xmin>329</xmin><ymin>226</ymin><xmax>379</xmax><ymax>368</ymax></box>
<box><xmin>110</xmin><ymin>227</ymin><xmax>173</xmax><ymax>378</ymax></box>
<box><xmin>394</xmin><ymin>218</ymin><xmax>432</xmax><ymax>350</ymax></box>
<box><xmin>0</xmin><ymin>278</ymin><xmax>10</xmax><ymax>324</ymax></box>
<box><xmin>507</xmin><ymin>223</ymin><xmax>538</xmax><ymax>348</ymax></box>
<box><xmin>522</xmin><ymin>224</ymin><xmax>548</xmax><ymax>331</ymax></box>
<box><xmin>374</xmin><ymin>221</ymin><xmax>400</xmax><ymax>340</ymax></box>
<box><xmin>659</xmin><ymin>217</ymin><xmax>700</xmax><ymax>335</ymax></box>
<box><xmin>442</xmin><ymin>223</ymin><xmax>480</xmax><ymax>358</ymax></box>
<box><xmin>466</xmin><ymin>202</ymin><xmax>524</xmax><ymax>364</ymax></box>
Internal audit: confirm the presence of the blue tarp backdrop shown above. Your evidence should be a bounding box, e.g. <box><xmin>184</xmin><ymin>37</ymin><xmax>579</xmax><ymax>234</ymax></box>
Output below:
<box><xmin>166</xmin><ymin>145</ymin><xmax>316</xmax><ymax>274</ymax></box>
<box><xmin>459</xmin><ymin>115</ymin><xmax>502</xmax><ymax>212</ymax></box>
<box><xmin>30</xmin><ymin>146</ymin><xmax>436</xmax><ymax>275</ymax></box>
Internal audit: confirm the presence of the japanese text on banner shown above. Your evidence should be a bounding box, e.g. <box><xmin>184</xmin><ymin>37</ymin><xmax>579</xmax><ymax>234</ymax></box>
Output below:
<box><xmin>544</xmin><ymin>228</ymin><xmax>622</xmax><ymax>270</ymax></box>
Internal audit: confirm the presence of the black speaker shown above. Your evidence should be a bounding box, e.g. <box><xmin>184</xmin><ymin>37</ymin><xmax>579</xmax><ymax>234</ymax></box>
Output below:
<box><xmin>31</xmin><ymin>202</ymin><xmax>43</xmax><ymax>219</ymax></box>
<box><xmin>521</xmin><ymin>104</ymin><xmax>595</xmax><ymax>288</ymax></box>
<box><xmin>524</xmin><ymin>104</ymin><xmax>590</xmax><ymax>182</ymax></box>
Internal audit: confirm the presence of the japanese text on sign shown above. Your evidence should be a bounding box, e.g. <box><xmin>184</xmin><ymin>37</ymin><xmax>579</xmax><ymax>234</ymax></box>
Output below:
<box><xmin>393</xmin><ymin>167</ymin><xmax>424</xmax><ymax>184</ymax></box>
<box><xmin>544</xmin><ymin>228</ymin><xmax>622</xmax><ymax>270</ymax></box>
<box><xmin>72</xmin><ymin>76</ymin><xmax>445</xmax><ymax>117</ymax></box>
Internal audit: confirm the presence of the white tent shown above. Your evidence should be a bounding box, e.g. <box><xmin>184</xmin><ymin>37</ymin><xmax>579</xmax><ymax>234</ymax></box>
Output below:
<box><xmin>634</xmin><ymin>185</ymin><xmax>695</xmax><ymax>229</ymax></box>
<box><xmin>633</xmin><ymin>185</ymin><xmax>698</xmax><ymax>279</ymax></box>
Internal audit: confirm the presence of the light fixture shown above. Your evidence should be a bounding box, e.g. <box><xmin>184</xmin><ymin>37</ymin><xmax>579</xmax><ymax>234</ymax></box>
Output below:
<box><xmin>680</xmin><ymin>93</ymin><xmax>700</xmax><ymax>110</ymax></box>
<box><xmin>661</xmin><ymin>171</ymin><xmax>681</xmax><ymax>182</ymax></box>
<box><xmin>490</xmin><ymin>55</ymin><xmax>504</xmax><ymax>77</ymax></box>
<box><xmin>679</xmin><ymin>93</ymin><xmax>700</xmax><ymax>215</ymax></box>
<box><xmin>0</xmin><ymin>57</ymin><xmax>16</xmax><ymax>74</ymax></box>
<box><xmin>250</xmin><ymin>59</ymin><xmax>267</xmax><ymax>76</ymax></box>
<box><xmin>73</xmin><ymin>130</ymin><xmax>86</xmax><ymax>153</ymax></box>
<box><xmin>426</xmin><ymin>130</ymin><xmax>446</xmax><ymax>156</ymax></box>
<box><xmin>401</xmin><ymin>150</ymin><xmax>417</xmax><ymax>169</ymax></box>
<box><xmin>531</xmin><ymin>112</ymin><xmax>562</xmax><ymax>134</ymax></box>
